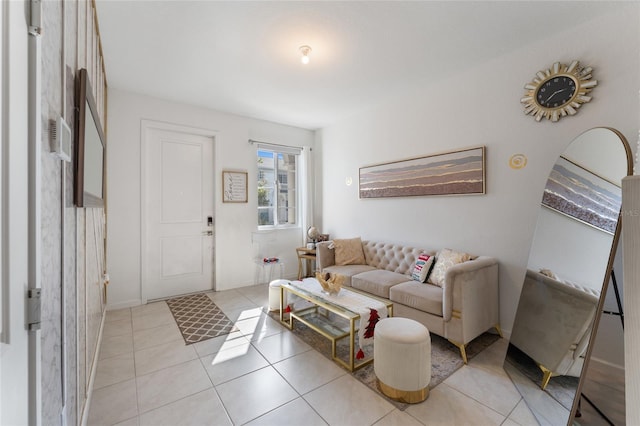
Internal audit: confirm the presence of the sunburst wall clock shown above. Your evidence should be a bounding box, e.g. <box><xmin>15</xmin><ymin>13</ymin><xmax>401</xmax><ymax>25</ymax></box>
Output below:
<box><xmin>521</xmin><ymin>60</ymin><xmax>597</xmax><ymax>122</ymax></box>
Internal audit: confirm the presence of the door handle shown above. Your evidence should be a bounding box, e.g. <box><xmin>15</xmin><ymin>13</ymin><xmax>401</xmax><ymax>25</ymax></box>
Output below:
<box><xmin>202</xmin><ymin>230</ymin><xmax>213</xmax><ymax>236</ymax></box>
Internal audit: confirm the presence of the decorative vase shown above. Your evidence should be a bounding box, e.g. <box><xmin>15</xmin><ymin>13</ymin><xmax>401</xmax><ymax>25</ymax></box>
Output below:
<box><xmin>316</xmin><ymin>272</ymin><xmax>344</xmax><ymax>295</ymax></box>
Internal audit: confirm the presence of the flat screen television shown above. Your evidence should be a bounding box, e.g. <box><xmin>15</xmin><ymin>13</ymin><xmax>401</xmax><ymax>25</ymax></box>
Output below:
<box><xmin>74</xmin><ymin>68</ymin><xmax>106</xmax><ymax>207</ymax></box>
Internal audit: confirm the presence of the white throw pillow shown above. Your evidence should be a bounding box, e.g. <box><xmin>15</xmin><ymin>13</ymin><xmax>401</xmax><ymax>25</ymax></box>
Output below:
<box><xmin>428</xmin><ymin>248</ymin><xmax>473</xmax><ymax>287</ymax></box>
<box><xmin>411</xmin><ymin>253</ymin><xmax>435</xmax><ymax>283</ymax></box>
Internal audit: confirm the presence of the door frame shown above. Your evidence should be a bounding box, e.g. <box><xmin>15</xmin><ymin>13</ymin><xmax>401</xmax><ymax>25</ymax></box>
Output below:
<box><xmin>1</xmin><ymin>1</ymin><xmax>36</xmax><ymax>425</ymax></box>
<box><xmin>140</xmin><ymin>120</ymin><xmax>218</xmax><ymax>303</ymax></box>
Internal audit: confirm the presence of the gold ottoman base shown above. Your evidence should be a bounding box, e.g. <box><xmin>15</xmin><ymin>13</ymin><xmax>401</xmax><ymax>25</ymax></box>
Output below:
<box><xmin>377</xmin><ymin>379</ymin><xmax>429</xmax><ymax>404</ymax></box>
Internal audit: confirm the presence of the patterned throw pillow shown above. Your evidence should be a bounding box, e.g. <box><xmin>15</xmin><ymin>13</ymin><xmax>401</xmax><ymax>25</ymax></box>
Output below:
<box><xmin>411</xmin><ymin>253</ymin><xmax>435</xmax><ymax>283</ymax></box>
<box><xmin>427</xmin><ymin>248</ymin><xmax>473</xmax><ymax>287</ymax></box>
<box><xmin>334</xmin><ymin>237</ymin><xmax>366</xmax><ymax>266</ymax></box>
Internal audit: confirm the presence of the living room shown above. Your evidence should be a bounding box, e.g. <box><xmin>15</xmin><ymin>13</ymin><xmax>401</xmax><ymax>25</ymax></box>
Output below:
<box><xmin>2</xmin><ymin>1</ymin><xmax>638</xmax><ymax>425</ymax></box>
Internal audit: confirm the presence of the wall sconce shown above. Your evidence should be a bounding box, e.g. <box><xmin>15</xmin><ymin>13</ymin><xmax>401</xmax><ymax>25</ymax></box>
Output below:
<box><xmin>509</xmin><ymin>154</ymin><xmax>528</xmax><ymax>170</ymax></box>
<box><xmin>299</xmin><ymin>45</ymin><xmax>312</xmax><ymax>65</ymax></box>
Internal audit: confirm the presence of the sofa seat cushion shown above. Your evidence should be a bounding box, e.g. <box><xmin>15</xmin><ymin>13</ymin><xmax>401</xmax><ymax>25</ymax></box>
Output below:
<box><xmin>323</xmin><ymin>265</ymin><xmax>377</xmax><ymax>287</ymax></box>
<box><xmin>351</xmin><ymin>270</ymin><xmax>411</xmax><ymax>298</ymax></box>
<box><xmin>389</xmin><ymin>282</ymin><xmax>444</xmax><ymax>317</ymax></box>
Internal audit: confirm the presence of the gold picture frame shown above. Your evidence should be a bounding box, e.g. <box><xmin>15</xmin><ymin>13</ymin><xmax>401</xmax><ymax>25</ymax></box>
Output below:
<box><xmin>359</xmin><ymin>146</ymin><xmax>486</xmax><ymax>198</ymax></box>
<box><xmin>222</xmin><ymin>171</ymin><xmax>248</xmax><ymax>203</ymax></box>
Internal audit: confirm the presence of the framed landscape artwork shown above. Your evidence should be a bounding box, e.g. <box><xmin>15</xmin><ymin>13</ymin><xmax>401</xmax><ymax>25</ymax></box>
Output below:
<box><xmin>542</xmin><ymin>156</ymin><xmax>621</xmax><ymax>235</ymax></box>
<box><xmin>359</xmin><ymin>146</ymin><xmax>485</xmax><ymax>199</ymax></box>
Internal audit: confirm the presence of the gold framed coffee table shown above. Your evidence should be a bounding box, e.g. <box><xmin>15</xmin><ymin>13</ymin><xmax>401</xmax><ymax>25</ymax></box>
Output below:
<box><xmin>279</xmin><ymin>280</ymin><xmax>393</xmax><ymax>372</ymax></box>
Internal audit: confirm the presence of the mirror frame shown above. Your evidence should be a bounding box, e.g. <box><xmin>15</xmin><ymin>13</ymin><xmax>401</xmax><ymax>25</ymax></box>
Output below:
<box><xmin>569</xmin><ymin>128</ymin><xmax>633</xmax><ymax>423</ymax></box>
<box><xmin>506</xmin><ymin>127</ymin><xmax>632</xmax><ymax>425</ymax></box>
<box><xmin>74</xmin><ymin>68</ymin><xmax>106</xmax><ymax>208</ymax></box>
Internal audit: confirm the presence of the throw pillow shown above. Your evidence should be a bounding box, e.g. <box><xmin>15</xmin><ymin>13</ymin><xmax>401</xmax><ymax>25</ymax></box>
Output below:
<box><xmin>427</xmin><ymin>248</ymin><xmax>473</xmax><ymax>287</ymax></box>
<box><xmin>334</xmin><ymin>237</ymin><xmax>366</xmax><ymax>266</ymax></box>
<box><xmin>411</xmin><ymin>253</ymin><xmax>435</xmax><ymax>283</ymax></box>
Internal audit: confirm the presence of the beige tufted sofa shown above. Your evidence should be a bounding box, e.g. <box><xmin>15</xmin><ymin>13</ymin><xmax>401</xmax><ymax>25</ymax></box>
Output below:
<box><xmin>316</xmin><ymin>240</ymin><xmax>501</xmax><ymax>363</ymax></box>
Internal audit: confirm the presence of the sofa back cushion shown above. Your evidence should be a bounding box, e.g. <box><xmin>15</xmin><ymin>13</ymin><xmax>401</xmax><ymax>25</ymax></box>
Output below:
<box><xmin>334</xmin><ymin>237</ymin><xmax>366</xmax><ymax>265</ymax></box>
<box><xmin>362</xmin><ymin>241</ymin><xmax>434</xmax><ymax>275</ymax></box>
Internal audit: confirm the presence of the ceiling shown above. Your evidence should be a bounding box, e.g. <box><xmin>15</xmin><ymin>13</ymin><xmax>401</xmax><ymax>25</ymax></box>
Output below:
<box><xmin>95</xmin><ymin>1</ymin><xmax>621</xmax><ymax>130</ymax></box>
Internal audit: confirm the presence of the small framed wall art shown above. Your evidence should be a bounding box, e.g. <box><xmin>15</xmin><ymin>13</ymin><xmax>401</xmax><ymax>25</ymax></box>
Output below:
<box><xmin>222</xmin><ymin>170</ymin><xmax>248</xmax><ymax>203</ymax></box>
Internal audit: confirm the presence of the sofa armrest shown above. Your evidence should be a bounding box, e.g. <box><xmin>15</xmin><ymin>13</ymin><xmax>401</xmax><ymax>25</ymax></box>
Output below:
<box><xmin>442</xmin><ymin>256</ymin><xmax>499</xmax><ymax>327</ymax></box>
<box><xmin>510</xmin><ymin>269</ymin><xmax>599</xmax><ymax>373</ymax></box>
<box><xmin>316</xmin><ymin>241</ymin><xmax>335</xmax><ymax>271</ymax></box>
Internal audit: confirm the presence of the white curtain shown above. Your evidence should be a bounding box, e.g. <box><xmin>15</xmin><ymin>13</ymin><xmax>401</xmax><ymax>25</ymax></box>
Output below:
<box><xmin>300</xmin><ymin>146</ymin><xmax>314</xmax><ymax>246</ymax></box>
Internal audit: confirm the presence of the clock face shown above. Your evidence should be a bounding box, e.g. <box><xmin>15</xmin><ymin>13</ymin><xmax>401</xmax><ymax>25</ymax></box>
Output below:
<box><xmin>521</xmin><ymin>61</ymin><xmax>596</xmax><ymax>122</ymax></box>
<box><xmin>535</xmin><ymin>76</ymin><xmax>577</xmax><ymax>109</ymax></box>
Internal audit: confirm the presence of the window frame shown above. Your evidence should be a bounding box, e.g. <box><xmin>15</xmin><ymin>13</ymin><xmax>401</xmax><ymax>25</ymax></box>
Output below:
<box><xmin>257</xmin><ymin>147</ymin><xmax>300</xmax><ymax>230</ymax></box>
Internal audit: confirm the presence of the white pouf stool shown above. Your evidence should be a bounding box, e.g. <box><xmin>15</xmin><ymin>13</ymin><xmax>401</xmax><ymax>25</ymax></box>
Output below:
<box><xmin>268</xmin><ymin>279</ymin><xmax>290</xmax><ymax>312</ymax></box>
<box><xmin>374</xmin><ymin>317</ymin><xmax>431</xmax><ymax>403</ymax></box>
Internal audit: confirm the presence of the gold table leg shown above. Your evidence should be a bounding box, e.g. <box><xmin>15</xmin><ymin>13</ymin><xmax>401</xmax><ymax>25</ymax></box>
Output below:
<box><xmin>297</xmin><ymin>253</ymin><xmax>303</xmax><ymax>280</ymax></box>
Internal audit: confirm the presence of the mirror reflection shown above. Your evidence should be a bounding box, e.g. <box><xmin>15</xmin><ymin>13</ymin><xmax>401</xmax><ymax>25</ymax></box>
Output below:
<box><xmin>579</xmin><ymin>244</ymin><xmax>625</xmax><ymax>425</ymax></box>
<box><xmin>503</xmin><ymin>127</ymin><xmax>631</xmax><ymax>426</ymax></box>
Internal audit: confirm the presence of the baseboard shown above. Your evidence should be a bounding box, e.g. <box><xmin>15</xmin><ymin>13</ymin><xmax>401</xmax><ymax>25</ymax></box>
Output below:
<box><xmin>106</xmin><ymin>299</ymin><xmax>142</xmax><ymax>310</ymax></box>
<box><xmin>216</xmin><ymin>274</ymin><xmax>299</xmax><ymax>291</ymax></box>
<box><xmin>589</xmin><ymin>356</ymin><xmax>624</xmax><ymax>372</ymax></box>
<box><xmin>501</xmin><ymin>328</ymin><xmax>512</xmax><ymax>340</ymax></box>
<box><xmin>79</xmin><ymin>309</ymin><xmax>107</xmax><ymax>426</ymax></box>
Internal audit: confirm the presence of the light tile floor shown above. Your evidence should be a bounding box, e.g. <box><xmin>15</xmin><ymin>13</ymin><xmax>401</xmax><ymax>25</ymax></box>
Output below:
<box><xmin>88</xmin><ymin>284</ymin><xmax>539</xmax><ymax>426</ymax></box>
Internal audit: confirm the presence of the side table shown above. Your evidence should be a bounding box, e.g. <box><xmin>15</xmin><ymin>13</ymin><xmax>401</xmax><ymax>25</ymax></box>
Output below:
<box><xmin>295</xmin><ymin>247</ymin><xmax>316</xmax><ymax>279</ymax></box>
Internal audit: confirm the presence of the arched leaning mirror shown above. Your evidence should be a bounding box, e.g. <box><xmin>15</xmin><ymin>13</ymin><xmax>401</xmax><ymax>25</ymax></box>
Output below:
<box><xmin>503</xmin><ymin>127</ymin><xmax>632</xmax><ymax>425</ymax></box>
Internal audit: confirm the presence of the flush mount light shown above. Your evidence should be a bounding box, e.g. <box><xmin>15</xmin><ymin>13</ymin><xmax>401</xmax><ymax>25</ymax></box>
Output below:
<box><xmin>299</xmin><ymin>45</ymin><xmax>312</xmax><ymax>64</ymax></box>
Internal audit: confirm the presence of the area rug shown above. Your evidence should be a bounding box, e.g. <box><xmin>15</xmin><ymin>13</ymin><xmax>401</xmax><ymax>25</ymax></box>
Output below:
<box><xmin>266</xmin><ymin>310</ymin><xmax>500</xmax><ymax>410</ymax></box>
<box><xmin>166</xmin><ymin>293</ymin><xmax>236</xmax><ymax>344</ymax></box>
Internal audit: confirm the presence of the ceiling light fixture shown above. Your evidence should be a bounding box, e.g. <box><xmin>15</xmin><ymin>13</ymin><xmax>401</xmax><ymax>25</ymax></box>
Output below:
<box><xmin>299</xmin><ymin>45</ymin><xmax>312</xmax><ymax>65</ymax></box>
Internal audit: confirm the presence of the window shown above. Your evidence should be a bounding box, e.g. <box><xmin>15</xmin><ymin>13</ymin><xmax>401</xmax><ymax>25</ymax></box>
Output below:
<box><xmin>257</xmin><ymin>148</ymin><xmax>298</xmax><ymax>227</ymax></box>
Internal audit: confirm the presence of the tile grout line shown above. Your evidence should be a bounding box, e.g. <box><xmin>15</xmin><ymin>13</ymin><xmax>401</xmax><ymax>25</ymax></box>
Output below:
<box><xmin>100</xmin><ymin>288</ymin><xmax>518</xmax><ymax>426</ymax></box>
<box><xmin>440</xmin><ymin>382</ymin><xmax>510</xmax><ymax>423</ymax></box>
<box><xmin>500</xmin><ymin>396</ymin><xmax>525</xmax><ymax>426</ymax></box>
<box><xmin>130</xmin><ymin>306</ymin><xmax>142</xmax><ymax>424</ymax></box>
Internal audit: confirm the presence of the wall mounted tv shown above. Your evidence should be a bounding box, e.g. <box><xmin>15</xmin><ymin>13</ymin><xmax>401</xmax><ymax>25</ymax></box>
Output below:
<box><xmin>74</xmin><ymin>68</ymin><xmax>106</xmax><ymax>208</ymax></box>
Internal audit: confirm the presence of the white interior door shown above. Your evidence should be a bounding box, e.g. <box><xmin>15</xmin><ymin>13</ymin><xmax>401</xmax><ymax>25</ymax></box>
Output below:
<box><xmin>143</xmin><ymin>127</ymin><xmax>215</xmax><ymax>301</ymax></box>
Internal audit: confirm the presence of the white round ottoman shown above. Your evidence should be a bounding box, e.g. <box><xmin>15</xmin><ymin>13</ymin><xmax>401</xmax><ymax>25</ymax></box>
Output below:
<box><xmin>268</xmin><ymin>279</ymin><xmax>289</xmax><ymax>312</ymax></box>
<box><xmin>374</xmin><ymin>317</ymin><xmax>431</xmax><ymax>403</ymax></box>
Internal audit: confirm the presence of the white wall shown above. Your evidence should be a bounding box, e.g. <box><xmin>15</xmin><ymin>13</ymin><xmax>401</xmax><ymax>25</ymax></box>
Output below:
<box><xmin>1</xmin><ymin>2</ymin><xmax>30</xmax><ymax>424</ymax></box>
<box><xmin>318</xmin><ymin>6</ymin><xmax>639</xmax><ymax>334</ymax></box>
<box><xmin>528</xmin><ymin>207</ymin><xmax>613</xmax><ymax>290</ymax></box>
<box><xmin>106</xmin><ymin>89</ymin><xmax>314</xmax><ymax>308</ymax></box>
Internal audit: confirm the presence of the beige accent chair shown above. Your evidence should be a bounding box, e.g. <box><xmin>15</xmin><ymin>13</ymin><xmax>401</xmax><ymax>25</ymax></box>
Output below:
<box><xmin>316</xmin><ymin>240</ymin><xmax>501</xmax><ymax>362</ymax></box>
<box><xmin>509</xmin><ymin>269</ymin><xmax>600</xmax><ymax>389</ymax></box>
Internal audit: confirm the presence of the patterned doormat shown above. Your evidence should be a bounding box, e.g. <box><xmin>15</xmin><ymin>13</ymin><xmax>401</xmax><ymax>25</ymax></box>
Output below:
<box><xmin>166</xmin><ymin>293</ymin><xmax>236</xmax><ymax>345</ymax></box>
